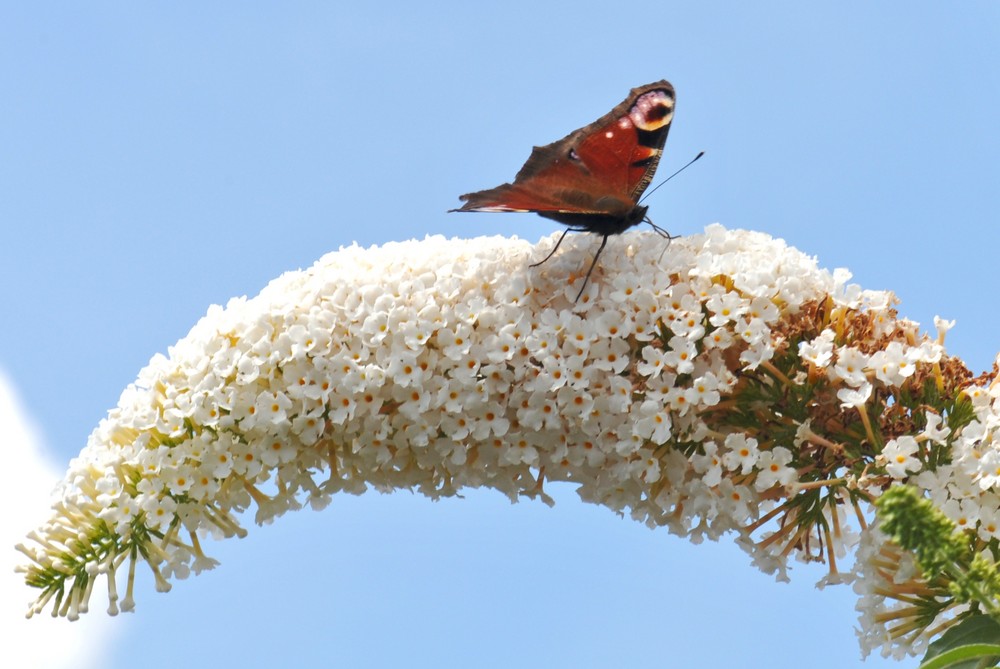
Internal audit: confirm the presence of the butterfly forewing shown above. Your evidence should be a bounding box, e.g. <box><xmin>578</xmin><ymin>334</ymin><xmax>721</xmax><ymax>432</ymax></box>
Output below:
<box><xmin>569</xmin><ymin>84</ymin><xmax>674</xmax><ymax>203</ymax></box>
<box><xmin>453</xmin><ymin>81</ymin><xmax>675</xmax><ymax>218</ymax></box>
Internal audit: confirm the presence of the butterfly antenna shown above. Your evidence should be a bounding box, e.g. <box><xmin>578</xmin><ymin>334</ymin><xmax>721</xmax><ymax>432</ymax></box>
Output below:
<box><xmin>638</xmin><ymin>150</ymin><xmax>705</xmax><ymax>205</ymax></box>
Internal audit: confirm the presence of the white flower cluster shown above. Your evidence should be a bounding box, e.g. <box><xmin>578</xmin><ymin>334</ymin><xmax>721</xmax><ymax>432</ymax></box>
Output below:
<box><xmin>787</xmin><ymin>303</ymin><xmax>1000</xmax><ymax>659</ymax></box>
<box><xmin>21</xmin><ymin>223</ymin><xmax>967</xmax><ymax>659</ymax></box>
<box><xmin>851</xmin><ymin>355</ymin><xmax>1000</xmax><ymax>658</ymax></box>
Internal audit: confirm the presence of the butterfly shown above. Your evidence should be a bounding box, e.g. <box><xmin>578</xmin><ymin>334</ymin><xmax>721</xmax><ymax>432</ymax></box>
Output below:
<box><xmin>451</xmin><ymin>80</ymin><xmax>676</xmax><ymax>301</ymax></box>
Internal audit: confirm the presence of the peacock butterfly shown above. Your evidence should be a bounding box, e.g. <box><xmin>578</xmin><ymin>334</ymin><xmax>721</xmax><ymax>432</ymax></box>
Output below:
<box><xmin>451</xmin><ymin>80</ymin><xmax>676</xmax><ymax>301</ymax></box>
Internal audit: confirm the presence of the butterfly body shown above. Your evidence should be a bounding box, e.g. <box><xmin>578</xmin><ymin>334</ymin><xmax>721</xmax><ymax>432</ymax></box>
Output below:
<box><xmin>537</xmin><ymin>204</ymin><xmax>649</xmax><ymax>236</ymax></box>
<box><xmin>451</xmin><ymin>80</ymin><xmax>676</xmax><ymax>299</ymax></box>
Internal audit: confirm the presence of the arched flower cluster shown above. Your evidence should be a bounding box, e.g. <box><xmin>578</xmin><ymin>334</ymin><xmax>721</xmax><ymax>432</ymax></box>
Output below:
<box><xmin>17</xmin><ymin>225</ymin><xmax>998</xmax><ymax>660</ymax></box>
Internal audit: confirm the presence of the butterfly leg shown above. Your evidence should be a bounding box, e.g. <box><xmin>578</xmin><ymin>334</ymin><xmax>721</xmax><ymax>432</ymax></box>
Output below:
<box><xmin>646</xmin><ymin>218</ymin><xmax>677</xmax><ymax>241</ymax></box>
<box><xmin>646</xmin><ymin>217</ymin><xmax>678</xmax><ymax>263</ymax></box>
<box><xmin>574</xmin><ymin>234</ymin><xmax>610</xmax><ymax>302</ymax></box>
<box><xmin>529</xmin><ymin>228</ymin><xmax>572</xmax><ymax>268</ymax></box>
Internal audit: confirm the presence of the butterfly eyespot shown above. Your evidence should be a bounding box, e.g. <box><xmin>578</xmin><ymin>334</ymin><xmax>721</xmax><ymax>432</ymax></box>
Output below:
<box><xmin>568</xmin><ymin>148</ymin><xmax>581</xmax><ymax>161</ymax></box>
<box><xmin>631</xmin><ymin>91</ymin><xmax>674</xmax><ymax>131</ymax></box>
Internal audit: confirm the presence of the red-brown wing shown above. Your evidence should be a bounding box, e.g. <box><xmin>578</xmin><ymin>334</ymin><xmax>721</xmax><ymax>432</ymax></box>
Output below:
<box><xmin>452</xmin><ymin>81</ymin><xmax>675</xmax><ymax>216</ymax></box>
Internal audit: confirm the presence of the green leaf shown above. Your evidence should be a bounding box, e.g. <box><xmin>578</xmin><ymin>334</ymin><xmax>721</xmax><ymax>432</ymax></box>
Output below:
<box><xmin>921</xmin><ymin>616</ymin><xmax>1000</xmax><ymax>668</ymax></box>
<box><xmin>918</xmin><ymin>644</ymin><xmax>1000</xmax><ymax>669</ymax></box>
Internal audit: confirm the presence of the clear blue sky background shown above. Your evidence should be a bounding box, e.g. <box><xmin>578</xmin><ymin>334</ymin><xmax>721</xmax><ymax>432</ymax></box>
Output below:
<box><xmin>2</xmin><ymin>3</ymin><xmax>998</xmax><ymax>667</ymax></box>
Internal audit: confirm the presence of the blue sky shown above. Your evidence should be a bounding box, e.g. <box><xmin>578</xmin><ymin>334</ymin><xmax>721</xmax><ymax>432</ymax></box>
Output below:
<box><xmin>2</xmin><ymin>3</ymin><xmax>998</xmax><ymax>667</ymax></box>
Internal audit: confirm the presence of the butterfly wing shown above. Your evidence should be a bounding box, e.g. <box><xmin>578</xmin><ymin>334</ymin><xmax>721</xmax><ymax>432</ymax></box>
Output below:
<box><xmin>452</xmin><ymin>81</ymin><xmax>675</xmax><ymax>223</ymax></box>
